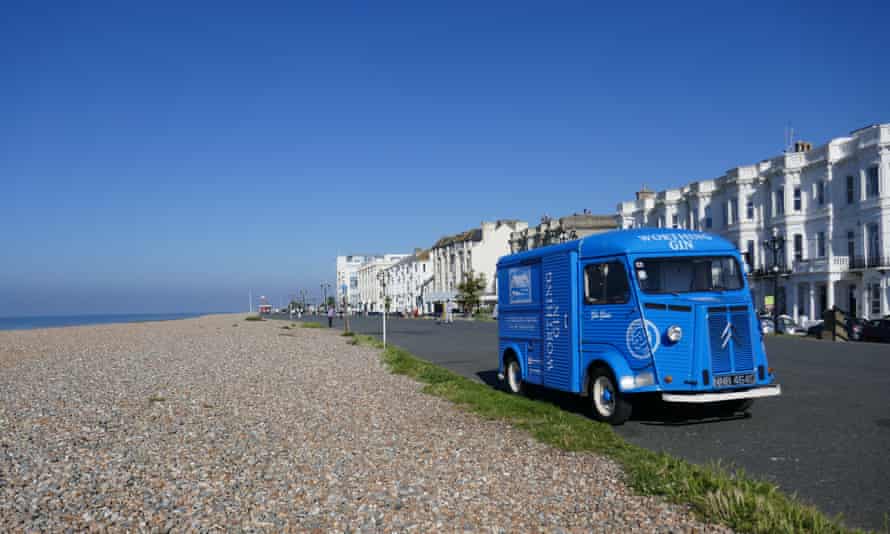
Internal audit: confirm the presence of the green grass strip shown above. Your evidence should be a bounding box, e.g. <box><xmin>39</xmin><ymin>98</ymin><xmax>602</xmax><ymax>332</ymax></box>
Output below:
<box><xmin>301</xmin><ymin>321</ymin><xmax>324</xmax><ymax>329</ymax></box>
<box><xmin>348</xmin><ymin>333</ymin><xmax>872</xmax><ymax>534</ymax></box>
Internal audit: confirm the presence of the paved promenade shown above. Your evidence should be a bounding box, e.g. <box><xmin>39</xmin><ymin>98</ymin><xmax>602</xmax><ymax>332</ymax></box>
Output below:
<box><xmin>0</xmin><ymin>314</ymin><xmax>724</xmax><ymax>532</ymax></box>
<box><xmin>285</xmin><ymin>313</ymin><xmax>890</xmax><ymax>531</ymax></box>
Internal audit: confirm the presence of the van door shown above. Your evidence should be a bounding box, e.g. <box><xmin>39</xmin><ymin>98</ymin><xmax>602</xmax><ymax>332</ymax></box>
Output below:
<box><xmin>580</xmin><ymin>258</ymin><xmax>651</xmax><ymax>371</ymax></box>
<box><xmin>540</xmin><ymin>251</ymin><xmax>578</xmax><ymax>391</ymax></box>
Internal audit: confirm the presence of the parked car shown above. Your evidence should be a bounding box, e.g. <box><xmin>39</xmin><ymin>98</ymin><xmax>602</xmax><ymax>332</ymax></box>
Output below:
<box><xmin>847</xmin><ymin>317</ymin><xmax>866</xmax><ymax>341</ymax></box>
<box><xmin>804</xmin><ymin>320</ymin><xmax>824</xmax><ymax>337</ymax></box>
<box><xmin>757</xmin><ymin>314</ymin><xmax>806</xmax><ymax>335</ymax></box>
<box><xmin>775</xmin><ymin>314</ymin><xmax>807</xmax><ymax>336</ymax></box>
<box><xmin>860</xmin><ymin>319</ymin><xmax>890</xmax><ymax>343</ymax></box>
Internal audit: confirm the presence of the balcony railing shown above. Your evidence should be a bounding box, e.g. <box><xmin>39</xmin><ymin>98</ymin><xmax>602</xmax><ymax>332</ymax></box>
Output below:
<box><xmin>849</xmin><ymin>255</ymin><xmax>890</xmax><ymax>270</ymax></box>
<box><xmin>748</xmin><ymin>266</ymin><xmax>792</xmax><ymax>278</ymax></box>
<box><xmin>792</xmin><ymin>258</ymin><xmax>829</xmax><ymax>273</ymax></box>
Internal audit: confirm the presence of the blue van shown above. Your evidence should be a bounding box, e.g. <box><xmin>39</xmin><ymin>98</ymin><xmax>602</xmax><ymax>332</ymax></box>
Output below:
<box><xmin>496</xmin><ymin>228</ymin><xmax>781</xmax><ymax>424</ymax></box>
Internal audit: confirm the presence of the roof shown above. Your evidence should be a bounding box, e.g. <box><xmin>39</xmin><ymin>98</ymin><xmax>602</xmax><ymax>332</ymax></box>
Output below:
<box><xmin>432</xmin><ymin>228</ymin><xmax>483</xmax><ymax>249</ymax></box>
<box><xmin>391</xmin><ymin>249</ymin><xmax>431</xmax><ymax>267</ymax></box>
<box><xmin>499</xmin><ymin>228</ymin><xmax>739</xmax><ymax>266</ymax></box>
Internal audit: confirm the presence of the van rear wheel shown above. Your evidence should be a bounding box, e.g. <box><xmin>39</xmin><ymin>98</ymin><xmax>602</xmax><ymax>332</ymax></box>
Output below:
<box><xmin>589</xmin><ymin>368</ymin><xmax>632</xmax><ymax>425</ymax></box>
<box><xmin>505</xmin><ymin>358</ymin><xmax>526</xmax><ymax>395</ymax></box>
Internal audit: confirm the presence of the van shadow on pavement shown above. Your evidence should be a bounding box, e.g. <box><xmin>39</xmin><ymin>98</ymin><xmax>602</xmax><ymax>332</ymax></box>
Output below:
<box><xmin>475</xmin><ymin>369</ymin><xmax>750</xmax><ymax>426</ymax></box>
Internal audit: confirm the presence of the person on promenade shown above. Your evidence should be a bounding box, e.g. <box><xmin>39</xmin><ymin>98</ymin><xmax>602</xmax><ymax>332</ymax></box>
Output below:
<box><xmin>446</xmin><ymin>299</ymin><xmax>454</xmax><ymax>324</ymax></box>
<box><xmin>327</xmin><ymin>306</ymin><xmax>334</xmax><ymax>328</ymax></box>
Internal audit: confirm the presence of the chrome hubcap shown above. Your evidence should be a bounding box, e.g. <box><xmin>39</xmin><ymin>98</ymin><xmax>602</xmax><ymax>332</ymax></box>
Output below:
<box><xmin>507</xmin><ymin>361</ymin><xmax>521</xmax><ymax>393</ymax></box>
<box><xmin>593</xmin><ymin>376</ymin><xmax>615</xmax><ymax>417</ymax></box>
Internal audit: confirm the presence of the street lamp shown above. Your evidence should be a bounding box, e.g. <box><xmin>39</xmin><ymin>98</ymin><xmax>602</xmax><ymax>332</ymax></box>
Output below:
<box><xmin>377</xmin><ymin>269</ymin><xmax>390</xmax><ymax>348</ymax></box>
<box><xmin>321</xmin><ymin>283</ymin><xmax>331</xmax><ymax>312</ymax></box>
<box><xmin>762</xmin><ymin>227</ymin><xmax>786</xmax><ymax>333</ymax></box>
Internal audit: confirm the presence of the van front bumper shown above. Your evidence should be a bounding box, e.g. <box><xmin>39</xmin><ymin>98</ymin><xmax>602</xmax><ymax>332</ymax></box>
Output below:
<box><xmin>662</xmin><ymin>384</ymin><xmax>781</xmax><ymax>403</ymax></box>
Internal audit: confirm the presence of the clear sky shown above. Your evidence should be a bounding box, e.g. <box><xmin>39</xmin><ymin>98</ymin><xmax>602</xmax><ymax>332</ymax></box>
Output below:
<box><xmin>2</xmin><ymin>1</ymin><xmax>888</xmax><ymax>316</ymax></box>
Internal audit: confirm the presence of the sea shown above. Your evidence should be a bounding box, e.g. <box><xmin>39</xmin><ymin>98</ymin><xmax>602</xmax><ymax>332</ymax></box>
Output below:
<box><xmin>0</xmin><ymin>312</ymin><xmax>224</xmax><ymax>331</ymax></box>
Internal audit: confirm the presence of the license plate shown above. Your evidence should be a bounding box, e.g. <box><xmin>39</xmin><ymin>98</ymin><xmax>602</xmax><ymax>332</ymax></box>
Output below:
<box><xmin>714</xmin><ymin>373</ymin><xmax>755</xmax><ymax>387</ymax></box>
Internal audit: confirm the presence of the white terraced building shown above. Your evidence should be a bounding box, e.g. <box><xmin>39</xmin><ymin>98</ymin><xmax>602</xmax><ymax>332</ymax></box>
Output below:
<box><xmin>618</xmin><ymin>123</ymin><xmax>890</xmax><ymax>322</ymax></box>
<box><xmin>336</xmin><ymin>255</ymin><xmax>376</xmax><ymax>310</ymax></box>
<box><xmin>428</xmin><ymin>220</ymin><xmax>528</xmax><ymax>311</ymax></box>
<box><xmin>383</xmin><ymin>249</ymin><xmax>433</xmax><ymax>314</ymax></box>
<box><xmin>355</xmin><ymin>254</ymin><xmax>410</xmax><ymax>313</ymax></box>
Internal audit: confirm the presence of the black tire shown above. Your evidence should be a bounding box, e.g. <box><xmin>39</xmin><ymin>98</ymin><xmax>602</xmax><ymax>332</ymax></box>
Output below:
<box><xmin>504</xmin><ymin>357</ymin><xmax>526</xmax><ymax>395</ymax></box>
<box><xmin>588</xmin><ymin>367</ymin><xmax>632</xmax><ymax>425</ymax></box>
<box><xmin>719</xmin><ymin>398</ymin><xmax>754</xmax><ymax>414</ymax></box>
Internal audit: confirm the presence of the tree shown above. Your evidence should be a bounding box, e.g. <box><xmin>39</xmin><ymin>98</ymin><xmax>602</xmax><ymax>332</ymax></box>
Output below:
<box><xmin>456</xmin><ymin>272</ymin><xmax>487</xmax><ymax>314</ymax></box>
<box><xmin>326</xmin><ymin>296</ymin><xmax>336</xmax><ymax>308</ymax></box>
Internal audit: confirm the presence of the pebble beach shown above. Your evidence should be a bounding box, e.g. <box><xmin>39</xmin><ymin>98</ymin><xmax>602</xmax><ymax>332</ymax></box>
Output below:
<box><xmin>0</xmin><ymin>314</ymin><xmax>728</xmax><ymax>532</ymax></box>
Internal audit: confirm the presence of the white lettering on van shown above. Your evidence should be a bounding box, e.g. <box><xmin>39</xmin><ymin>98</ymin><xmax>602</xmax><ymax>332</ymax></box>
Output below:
<box><xmin>637</xmin><ymin>232</ymin><xmax>712</xmax><ymax>251</ymax></box>
<box><xmin>543</xmin><ymin>271</ymin><xmax>557</xmax><ymax>371</ymax></box>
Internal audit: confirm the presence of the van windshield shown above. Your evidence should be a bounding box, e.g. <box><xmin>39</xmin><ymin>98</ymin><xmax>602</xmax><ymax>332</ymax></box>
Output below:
<box><xmin>635</xmin><ymin>256</ymin><xmax>743</xmax><ymax>294</ymax></box>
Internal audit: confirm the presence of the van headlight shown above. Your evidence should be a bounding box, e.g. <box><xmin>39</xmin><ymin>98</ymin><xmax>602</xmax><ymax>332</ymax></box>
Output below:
<box><xmin>667</xmin><ymin>325</ymin><xmax>682</xmax><ymax>343</ymax></box>
<box><xmin>620</xmin><ymin>372</ymin><xmax>654</xmax><ymax>390</ymax></box>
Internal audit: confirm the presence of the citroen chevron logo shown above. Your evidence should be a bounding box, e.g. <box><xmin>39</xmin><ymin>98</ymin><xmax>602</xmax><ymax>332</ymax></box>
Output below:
<box><xmin>721</xmin><ymin>321</ymin><xmax>735</xmax><ymax>349</ymax></box>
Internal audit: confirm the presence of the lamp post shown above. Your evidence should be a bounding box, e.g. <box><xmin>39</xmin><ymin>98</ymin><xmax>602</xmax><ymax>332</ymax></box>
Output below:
<box><xmin>343</xmin><ymin>294</ymin><xmax>350</xmax><ymax>335</ymax></box>
<box><xmin>321</xmin><ymin>283</ymin><xmax>331</xmax><ymax>313</ymax></box>
<box><xmin>377</xmin><ymin>269</ymin><xmax>390</xmax><ymax>348</ymax></box>
<box><xmin>762</xmin><ymin>227</ymin><xmax>785</xmax><ymax>333</ymax></box>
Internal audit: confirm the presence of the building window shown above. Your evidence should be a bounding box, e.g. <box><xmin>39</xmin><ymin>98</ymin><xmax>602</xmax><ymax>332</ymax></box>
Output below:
<box><xmin>816</xmin><ymin>181</ymin><xmax>825</xmax><ymax>206</ymax></box>
<box><xmin>671</xmin><ymin>214</ymin><xmax>678</xmax><ymax>229</ymax></box>
<box><xmin>847</xmin><ymin>175</ymin><xmax>856</xmax><ymax>204</ymax></box>
<box><xmin>746</xmin><ymin>197</ymin><xmax>754</xmax><ymax>220</ymax></box>
<box><xmin>871</xmin><ymin>284</ymin><xmax>882</xmax><ymax>316</ymax></box>
<box><xmin>793</xmin><ymin>234</ymin><xmax>803</xmax><ymax>262</ymax></box>
<box><xmin>868</xmin><ymin>223</ymin><xmax>880</xmax><ymax>264</ymax></box>
<box><xmin>848</xmin><ymin>231</ymin><xmax>856</xmax><ymax>260</ymax></box>
<box><xmin>746</xmin><ymin>240</ymin><xmax>755</xmax><ymax>270</ymax></box>
<box><xmin>776</xmin><ymin>187</ymin><xmax>785</xmax><ymax>216</ymax></box>
<box><xmin>722</xmin><ymin>202</ymin><xmax>729</xmax><ymax>226</ymax></box>
<box><xmin>817</xmin><ymin>232</ymin><xmax>826</xmax><ymax>258</ymax></box>
<box><xmin>704</xmin><ymin>206</ymin><xmax>712</xmax><ymax>228</ymax></box>
<box><xmin>867</xmin><ymin>166</ymin><xmax>879</xmax><ymax>198</ymax></box>
<box><xmin>793</xmin><ymin>187</ymin><xmax>802</xmax><ymax>211</ymax></box>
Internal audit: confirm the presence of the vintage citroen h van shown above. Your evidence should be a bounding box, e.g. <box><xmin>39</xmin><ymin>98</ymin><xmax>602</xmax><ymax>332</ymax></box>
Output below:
<box><xmin>496</xmin><ymin>228</ymin><xmax>781</xmax><ymax>424</ymax></box>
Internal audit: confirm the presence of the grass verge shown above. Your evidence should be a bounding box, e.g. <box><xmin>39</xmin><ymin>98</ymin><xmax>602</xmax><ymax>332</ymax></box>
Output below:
<box><xmin>301</xmin><ymin>321</ymin><xmax>324</xmax><ymax>329</ymax></box>
<box><xmin>244</xmin><ymin>314</ymin><xmax>264</xmax><ymax>322</ymax></box>
<box><xmin>348</xmin><ymin>333</ymin><xmax>867</xmax><ymax>534</ymax></box>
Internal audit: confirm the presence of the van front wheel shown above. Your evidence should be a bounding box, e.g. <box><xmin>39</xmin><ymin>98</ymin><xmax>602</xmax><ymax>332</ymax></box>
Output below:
<box><xmin>589</xmin><ymin>369</ymin><xmax>632</xmax><ymax>425</ymax></box>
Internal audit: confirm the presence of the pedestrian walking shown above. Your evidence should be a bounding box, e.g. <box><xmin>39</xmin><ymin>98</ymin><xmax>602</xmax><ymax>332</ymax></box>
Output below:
<box><xmin>446</xmin><ymin>299</ymin><xmax>454</xmax><ymax>324</ymax></box>
<box><xmin>327</xmin><ymin>306</ymin><xmax>335</xmax><ymax>328</ymax></box>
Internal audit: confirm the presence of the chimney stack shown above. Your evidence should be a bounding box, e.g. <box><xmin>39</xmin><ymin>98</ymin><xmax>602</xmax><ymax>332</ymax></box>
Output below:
<box><xmin>636</xmin><ymin>185</ymin><xmax>655</xmax><ymax>201</ymax></box>
<box><xmin>793</xmin><ymin>141</ymin><xmax>812</xmax><ymax>153</ymax></box>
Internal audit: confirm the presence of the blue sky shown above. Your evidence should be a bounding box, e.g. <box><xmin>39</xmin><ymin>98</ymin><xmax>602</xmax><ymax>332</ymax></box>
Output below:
<box><xmin>2</xmin><ymin>1</ymin><xmax>887</xmax><ymax>315</ymax></box>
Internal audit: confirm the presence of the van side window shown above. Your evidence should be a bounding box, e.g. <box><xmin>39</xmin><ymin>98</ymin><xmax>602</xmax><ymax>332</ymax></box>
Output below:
<box><xmin>584</xmin><ymin>261</ymin><xmax>630</xmax><ymax>305</ymax></box>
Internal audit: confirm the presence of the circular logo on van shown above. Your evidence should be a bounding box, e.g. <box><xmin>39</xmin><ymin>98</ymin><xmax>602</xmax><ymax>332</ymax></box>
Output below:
<box><xmin>626</xmin><ymin>319</ymin><xmax>659</xmax><ymax>360</ymax></box>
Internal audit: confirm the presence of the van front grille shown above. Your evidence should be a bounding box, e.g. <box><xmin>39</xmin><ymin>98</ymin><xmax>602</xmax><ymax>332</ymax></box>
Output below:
<box><xmin>707</xmin><ymin>306</ymin><xmax>755</xmax><ymax>375</ymax></box>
